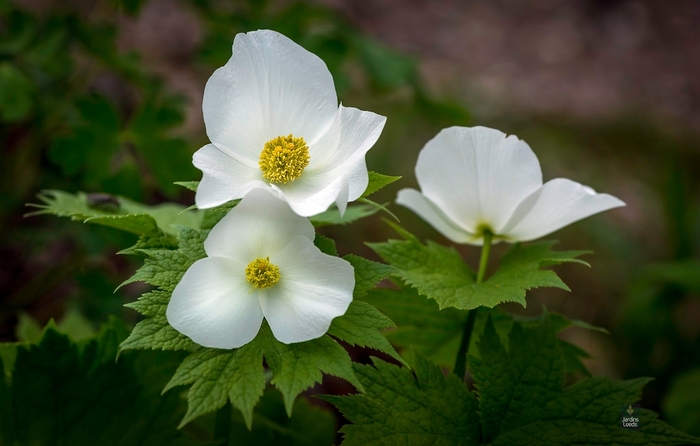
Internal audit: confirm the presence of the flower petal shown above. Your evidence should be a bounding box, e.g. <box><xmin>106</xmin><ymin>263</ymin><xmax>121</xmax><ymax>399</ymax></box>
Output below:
<box><xmin>269</xmin><ymin>176</ymin><xmax>344</xmax><ymax>217</ymax></box>
<box><xmin>396</xmin><ymin>188</ymin><xmax>478</xmax><ymax>244</ymax></box>
<box><xmin>204</xmin><ymin>188</ymin><xmax>314</xmax><ymax>261</ymax></box>
<box><xmin>501</xmin><ymin>178</ymin><xmax>626</xmax><ymax>241</ymax></box>
<box><xmin>193</xmin><ymin>144</ymin><xmax>268</xmax><ymax>209</ymax></box>
<box><xmin>272</xmin><ymin>105</ymin><xmax>386</xmax><ymax>216</ymax></box>
<box><xmin>202</xmin><ymin>30</ymin><xmax>338</xmax><ymax>164</ymax></box>
<box><xmin>260</xmin><ymin>237</ymin><xmax>354</xmax><ymax>344</ymax></box>
<box><xmin>166</xmin><ymin>257</ymin><xmax>264</xmax><ymax>349</ymax></box>
<box><xmin>415</xmin><ymin>126</ymin><xmax>543</xmax><ymax>234</ymax></box>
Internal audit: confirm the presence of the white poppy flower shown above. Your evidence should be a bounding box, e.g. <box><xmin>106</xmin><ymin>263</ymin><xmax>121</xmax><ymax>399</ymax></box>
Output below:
<box><xmin>166</xmin><ymin>189</ymin><xmax>354</xmax><ymax>349</ymax></box>
<box><xmin>194</xmin><ymin>29</ymin><xmax>386</xmax><ymax>217</ymax></box>
<box><xmin>396</xmin><ymin>126</ymin><xmax>626</xmax><ymax>245</ymax></box>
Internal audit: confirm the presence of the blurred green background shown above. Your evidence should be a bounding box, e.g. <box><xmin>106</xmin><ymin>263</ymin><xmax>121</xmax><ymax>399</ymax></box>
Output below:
<box><xmin>1</xmin><ymin>0</ymin><xmax>699</xmax><ymax>436</ymax></box>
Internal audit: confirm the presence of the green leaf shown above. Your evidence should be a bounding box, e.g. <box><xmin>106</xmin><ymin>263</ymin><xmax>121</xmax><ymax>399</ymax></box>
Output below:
<box><xmin>310</xmin><ymin>203</ymin><xmax>379</xmax><ymax>227</ymax></box>
<box><xmin>47</xmin><ymin>96</ymin><xmax>121</xmax><ymax>184</ymax></box>
<box><xmin>344</xmin><ymin>254</ymin><xmax>394</xmax><ymax>298</ymax></box>
<box><xmin>119</xmin><ymin>227</ymin><xmax>396</xmax><ymax>428</ymax></box>
<box><xmin>469</xmin><ymin>309</ymin><xmax>601</xmax><ymax>377</ymax></box>
<box><xmin>370</xmin><ymin>227</ymin><xmax>589</xmax><ymax>310</ymax></box>
<box><xmin>471</xmin><ymin>316</ymin><xmax>700</xmax><ymax>445</ymax></box>
<box><xmin>129</xmin><ymin>98</ymin><xmax>196</xmax><ymax>197</ymax></box>
<box><xmin>27</xmin><ymin>190</ymin><xmax>202</xmax><ymax>236</ymax></box>
<box><xmin>230</xmin><ymin>389</ymin><xmax>336</xmax><ymax>446</ymax></box>
<box><xmin>0</xmin><ymin>343</ymin><xmax>22</xmax><ymax>383</ymax></box>
<box><xmin>17</xmin><ymin>308</ymin><xmax>96</xmax><ymax>343</ymax></box>
<box><xmin>355</xmin><ymin>36</ymin><xmax>416</xmax><ymax>90</ymax></box>
<box><xmin>261</xmin><ymin>324</ymin><xmax>362</xmax><ymax>416</ymax></box>
<box><xmin>663</xmin><ymin>368</ymin><xmax>700</xmax><ymax>436</ymax></box>
<box><xmin>324</xmin><ymin>352</ymin><xmax>480</xmax><ymax>445</ymax></box>
<box><xmin>327</xmin><ymin>315</ymin><xmax>700</xmax><ymax>445</ymax></box>
<box><xmin>328</xmin><ymin>255</ymin><xmax>404</xmax><ymax>363</ymax></box>
<box><xmin>357</xmin><ymin>197</ymin><xmax>399</xmax><ymax>222</ymax></box>
<box><xmin>361</xmin><ymin>171</ymin><xmax>402</xmax><ymax>198</ymax></box>
<box><xmin>328</xmin><ymin>301</ymin><xmax>404</xmax><ymax>365</ymax></box>
<box><xmin>634</xmin><ymin>260</ymin><xmax>700</xmax><ymax>293</ymax></box>
<box><xmin>175</xmin><ymin>181</ymin><xmax>199</xmax><ymax>192</ymax></box>
<box><xmin>1</xmin><ymin>321</ymin><xmax>196</xmax><ymax>445</ymax></box>
<box><xmin>0</xmin><ymin>62</ymin><xmax>33</xmax><ymax>121</ymax></box>
<box><xmin>364</xmin><ymin>287</ymin><xmax>594</xmax><ymax>375</ymax></box>
<box><xmin>119</xmin><ymin>316</ymin><xmax>195</xmax><ymax>352</ymax></box>
<box><xmin>121</xmin><ymin>227</ymin><xmax>206</xmax><ymax>292</ymax></box>
<box><xmin>164</xmin><ymin>340</ymin><xmax>265</xmax><ymax>429</ymax></box>
<box><xmin>15</xmin><ymin>313</ymin><xmax>42</xmax><ymax>343</ymax></box>
<box><xmin>0</xmin><ymin>355</ymin><xmax>11</xmax><ymax>445</ymax></box>
<box><xmin>120</xmin><ymin>227</ymin><xmax>206</xmax><ymax>352</ymax></box>
<box><xmin>313</xmin><ymin>234</ymin><xmax>338</xmax><ymax>256</ymax></box>
<box><xmin>362</xmin><ymin>287</ymin><xmax>464</xmax><ymax>367</ymax></box>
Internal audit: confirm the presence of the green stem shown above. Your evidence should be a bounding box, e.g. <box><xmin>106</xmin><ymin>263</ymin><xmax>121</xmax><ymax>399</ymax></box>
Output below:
<box><xmin>214</xmin><ymin>400</ymin><xmax>231</xmax><ymax>444</ymax></box>
<box><xmin>476</xmin><ymin>231</ymin><xmax>493</xmax><ymax>284</ymax></box>
<box><xmin>453</xmin><ymin>231</ymin><xmax>493</xmax><ymax>381</ymax></box>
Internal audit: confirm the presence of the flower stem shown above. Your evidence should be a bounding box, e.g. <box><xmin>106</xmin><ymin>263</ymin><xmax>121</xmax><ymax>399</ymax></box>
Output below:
<box><xmin>215</xmin><ymin>400</ymin><xmax>232</xmax><ymax>443</ymax></box>
<box><xmin>476</xmin><ymin>231</ymin><xmax>493</xmax><ymax>284</ymax></box>
<box><xmin>453</xmin><ymin>230</ymin><xmax>493</xmax><ymax>381</ymax></box>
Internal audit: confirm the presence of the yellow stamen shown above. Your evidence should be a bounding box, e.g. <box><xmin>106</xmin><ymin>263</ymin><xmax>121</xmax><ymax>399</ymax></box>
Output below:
<box><xmin>259</xmin><ymin>134</ymin><xmax>310</xmax><ymax>184</ymax></box>
<box><xmin>245</xmin><ymin>257</ymin><xmax>281</xmax><ymax>289</ymax></box>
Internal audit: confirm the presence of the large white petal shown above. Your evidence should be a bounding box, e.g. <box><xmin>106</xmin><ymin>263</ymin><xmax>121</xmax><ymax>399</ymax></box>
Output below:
<box><xmin>272</xmin><ymin>105</ymin><xmax>385</xmax><ymax>216</ymax></box>
<box><xmin>415</xmin><ymin>126</ymin><xmax>543</xmax><ymax>234</ymax></box>
<box><xmin>204</xmin><ymin>188</ymin><xmax>314</xmax><ymax>261</ymax></box>
<box><xmin>396</xmin><ymin>188</ymin><xmax>478</xmax><ymax>244</ymax></box>
<box><xmin>203</xmin><ymin>30</ymin><xmax>338</xmax><ymax>164</ymax></box>
<box><xmin>166</xmin><ymin>257</ymin><xmax>264</xmax><ymax>349</ymax></box>
<box><xmin>193</xmin><ymin>144</ymin><xmax>268</xmax><ymax>209</ymax></box>
<box><xmin>270</xmin><ymin>175</ymin><xmax>345</xmax><ymax>217</ymax></box>
<box><xmin>502</xmin><ymin>178</ymin><xmax>626</xmax><ymax>242</ymax></box>
<box><xmin>260</xmin><ymin>237</ymin><xmax>354</xmax><ymax>344</ymax></box>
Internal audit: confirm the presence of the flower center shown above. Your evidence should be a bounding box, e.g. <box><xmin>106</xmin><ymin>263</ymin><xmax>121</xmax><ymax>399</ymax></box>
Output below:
<box><xmin>259</xmin><ymin>134</ymin><xmax>310</xmax><ymax>184</ymax></box>
<box><xmin>245</xmin><ymin>257</ymin><xmax>281</xmax><ymax>289</ymax></box>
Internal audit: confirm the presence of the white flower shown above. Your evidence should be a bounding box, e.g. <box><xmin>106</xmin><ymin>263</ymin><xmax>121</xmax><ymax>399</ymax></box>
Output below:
<box><xmin>194</xmin><ymin>29</ymin><xmax>386</xmax><ymax>217</ymax></box>
<box><xmin>396</xmin><ymin>126</ymin><xmax>625</xmax><ymax>245</ymax></box>
<box><xmin>166</xmin><ymin>189</ymin><xmax>354</xmax><ymax>349</ymax></box>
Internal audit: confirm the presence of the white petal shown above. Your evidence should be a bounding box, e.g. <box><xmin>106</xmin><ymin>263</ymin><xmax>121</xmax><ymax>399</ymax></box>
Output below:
<box><xmin>396</xmin><ymin>188</ymin><xmax>477</xmax><ymax>244</ymax></box>
<box><xmin>260</xmin><ymin>237</ymin><xmax>354</xmax><ymax>344</ymax></box>
<box><xmin>271</xmin><ymin>105</ymin><xmax>385</xmax><ymax>217</ymax></box>
<box><xmin>166</xmin><ymin>257</ymin><xmax>264</xmax><ymax>349</ymax></box>
<box><xmin>415</xmin><ymin>126</ymin><xmax>543</xmax><ymax>234</ymax></box>
<box><xmin>203</xmin><ymin>30</ymin><xmax>338</xmax><ymax>164</ymax></box>
<box><xmin>309</xmin><ymin>105</ymin><xmax>385</xmax><ymax>198</ymax></box>
<box><xmin>269</xmin><ymin>175</ymin><xmax>344</xmax><ymax>217</ymax></box>
<box><xmin>501</xmin><ymin>178</ymin><xmax>626</xmax><ymax>241</ymax></box>
<box><xmin>204</xmin><ymin>188</ymin><xmax>314</xmax><ymax>261</ymax></box>
<box><xmin>193</xmin><ymin>144</ymin><xmax>268</xmax><ymax>209</ymax></box>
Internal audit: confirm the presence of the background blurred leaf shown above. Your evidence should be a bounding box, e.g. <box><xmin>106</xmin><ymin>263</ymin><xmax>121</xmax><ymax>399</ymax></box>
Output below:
<box><xmin>0</xmin><ymin>319</ymin><xmax>196</xmax><ymax>445</ymax></box>
<box><xmin>0</xmin><ymin>63</ymin><xmax>33</xmax><ymax>122</ymax></box>
<box><xmin>663</xmin><ymin>368</ymin><xmax>700</xmax><ymax>436</ymax></box>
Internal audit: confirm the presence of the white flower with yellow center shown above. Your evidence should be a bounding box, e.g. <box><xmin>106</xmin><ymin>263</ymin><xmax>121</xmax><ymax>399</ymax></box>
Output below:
<box><xmin>166</xmin><ymin>189</ymin><xmax>354</xmax><ymax>349</ymax></box>
<box><xmin>193</xmin><ymin>29</ymin><xmax>386</xmax><ymax>217</ymax></box>
<box><xmin>397</xmin><ymin>126</ymin><xmax>626</xmax><ymax>245</ymax></box>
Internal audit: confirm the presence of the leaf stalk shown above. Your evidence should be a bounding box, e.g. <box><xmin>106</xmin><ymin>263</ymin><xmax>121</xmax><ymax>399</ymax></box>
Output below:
<box><xmin>453</xmin><ymin>230</ymin><xmax>493</xmax><ymax>381</ymax></box>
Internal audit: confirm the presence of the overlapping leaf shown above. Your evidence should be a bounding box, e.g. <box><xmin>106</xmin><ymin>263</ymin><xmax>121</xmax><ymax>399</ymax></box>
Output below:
<box><xmin>325</xmin><ymin>353</ymin><xmax>480</xmax><ymax>446</ymax></box>
<box><xmin>0</xmin><ymin>320</ymin><xmax>195</xmax><ymax>445</ymax></box>
<box><xmin>117</xmin><ymin>223</ymin><xmax>399</xmax><ymax>427</ymax></box>
<box><xmin>228</xmin><ymin>389</ymin><xmax>337</xmax><ymax>446</ymax></box>
<box><xmin>363</xmin><ymin>287</ymin><xmax>594</xmax><ymax>375</ymax></box>
<box><xmin>327</xmin><ymin>315</ymin><xmax>700</xmax><ymax>445</ymax></box>
<box><xmin>27</xmin><ymin>190</ymin><xmax>202</xmax><ymax>237</ymax></box>
<box><xmin>369</xmin><ymin>225</ymin><xmax>590</xmax><ymax>310</ymax></box>
<box><xmin>163</xmin><ymin>339</ymin><xmax>265</xmax><ymax>429</ymax></box>
<box><xmin>473</xmin><ymin>316</ymin><xmax>698</xmax><ymax>445</ymax></box>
